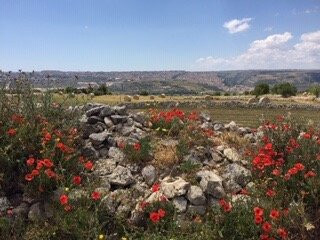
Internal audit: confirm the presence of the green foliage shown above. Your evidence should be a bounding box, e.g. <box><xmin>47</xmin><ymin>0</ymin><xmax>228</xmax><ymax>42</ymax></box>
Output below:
<box><xmin>308</xmin><ymin>85</ymin><xmax>320</xmax><ymax>97</ymax></box>
<box><xmin>253</xmin><ymin>83</ymin><xmax>270</xmax><ymax>96</ymax></box>
<box><xmin>139</xmin><ymin>90</ymin><xmax>149</xmax><ymax>96</ymax></box>
<box><xmin>123</xmin><ymin>137</ymin><xmax>152</xmax><ymax>163</ymax></box>
<box><xmin>271</xmin><ymin>82</ymin><xmax>297</xmax><ymax>97</ymax></box>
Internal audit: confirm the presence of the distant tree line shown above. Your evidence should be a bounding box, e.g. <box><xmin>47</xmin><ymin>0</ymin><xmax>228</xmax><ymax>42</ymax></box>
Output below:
<box><xmin>62</xmin><ymin>84</ymin><xmax>112</xmax><ymax>96</ymax></box>
<box><xmin>253</xmin><ymin>82</ymin><xmax>298</xmax><ymax>98</ymax></box>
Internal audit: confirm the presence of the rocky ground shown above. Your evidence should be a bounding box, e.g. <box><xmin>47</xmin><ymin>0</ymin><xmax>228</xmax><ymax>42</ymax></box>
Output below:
<box><xmin>77</xmin><ymin>103</ymin><xmax>257</xmax><ymax>225</ymax></box>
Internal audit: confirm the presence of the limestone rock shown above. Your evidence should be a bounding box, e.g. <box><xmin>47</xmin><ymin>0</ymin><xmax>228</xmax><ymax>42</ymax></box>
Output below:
<box><xmin>141</xmin><ymin>165</ymin><xmax>157</xmax><ymax>186</ymax></box>
<box><xmin>161</xmin><ymin>177</ymin><xmax>190</xmax><ymax>199</ymax></box>
<box><xmin>172</xmin><ymin>196</ymin><xmax>188</xmax><ymax>213</ymax></box>
<box><xmin>223</xmin><ymin>148</ymin><xmax>241</xmax><ymax>162</ymax></box>
<box><xmin>108</xmin><ymin>166</ymin><xmax>135</xmax><ymax>187</ymax></box>
<box><xmin>187</xmin><ymin>185</ymin><xmax>206</xmax><ymax>205</ymax></box>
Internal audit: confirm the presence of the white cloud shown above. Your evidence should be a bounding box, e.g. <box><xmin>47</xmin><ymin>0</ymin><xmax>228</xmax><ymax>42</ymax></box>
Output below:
<box><xmin>223</xmin><ymin>18</ymin><xmax>252</xmax><ymax>34</ymax></box>
<box><xmin>195</xmin><ymin>30</ymin><xmax>320</xmax><ymax>70</ymax></box>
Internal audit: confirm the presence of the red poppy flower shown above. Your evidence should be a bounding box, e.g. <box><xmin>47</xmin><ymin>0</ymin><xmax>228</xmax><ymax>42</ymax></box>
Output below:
<box><xmin>36</xmin><ymin>161</ymin><xmax>44</xmax><ymax>170</ymax></box>
<box><xmin>152</xmin><ymin>183</ymin><xmax>160</xmax><ymax>192</ymax></box>
<box><xmin>149</xmin><ymin>212</ymin><xmax>160</xmax><ymax>223</ymax></box>
<box><xmin>303</xmin><ymin>133</ymin><xmax>311</xmax><ymax>139</ymax></box>
<box><xmin>134</xmin><ymin>142</ymin><xmax>141</xmax><ymax>151</ymax></box>
<box><xmin>260</xmin><ymin>234</ymin><xmax>269</xmax><ymax>240</ymax></box>
<box><xmin>287</xmin><ymin>167</ymin><xmax>298</xmax><ymax>175</ymax></box>
<box><xmin>44</xmin><ymin>169</ymin><xmax>56</xmax><ymax>178</ymax></box>
<box><xmin>254</xmin><ymin>207</ymin><xmax>264</xmax><ymax>216</ymax></box>
<box><xmin>272</xmin><ymin>168</ymin><xmax>281</xmax><ymax>176</ymax></box>
<box><xmin>31</xmin><ymin>169</ymin><xmax>40</xmax><ymax>176</ymax></box>
<box><xmin>270</xmin><ymin>209</ymin><xmax>280</xmax><ymax>220</ymax></box>
<box><xmin>262</xmin><ymin>222</ymin><xmax>272</xmax><ymax>233</ymax></box>
<box><xmin>43</xmin><ymin>158</ymin><xmax>54</xmax><ymax>168</ymax></box>
<box><xmin>84</xmin><ymin>161</ymin><xmax>94</xmax><ymax>170</ymax></box>
<box><xmin>11</xmin><ymin>114</ymin><xmax>24</xmax><ymax>124</ymax></box>
<box><xmin>255</xmin><ymin>215</ymin><xmax>263</xmax><ymax>225</ymax></box>
<box><xmin>304</xmin><ymin>170</ymin><xmax>316</xmax><ymax>178</ymax></box>
<box><xmin>7</xmin><ymin>128</ymin><xmax>17</xmax><ymax>136</ymax></box>
<box><xmin>59</xmin><ymin>194</ymin><xmax>69</xmax><ymax>205</ymax></box>
<box><xmin>43</xmin><ymin>132</ymin><xmax>52</xmax><ymax>142</ymax></box>
<box><xmin>277</xmin><ymin>228</ymin><xmax>288</xmax><ymax>239</ymax></box>
<box><xmin>91</xmin><ymin>191</ymin><xmax>101</xmax><ymax>201</ymax></box>
<box><xmin>25</xmin><ymin>173</ymin><xmax>34</xmax><ymax>181</ymax></box>
<box><xmin>73</xmin><ymin>175</ymin><xmax>82</xmax><ymax>185</ymax></box>
<box><xmin>26</xmin><ymin>157</ymin><xmax>35</xmax><ymax>166</ymax></box>
<box><xmin>266</xmin><ymin>189</ymin><xmax>276</xmax><ymax>197</ymax></box>
<box><xmin>294</xmin><ymin>163</ymin><xmax>305</xmax><ymax>171</ymax></box>
<box><xmin>158</xmin><ymin>208</ymin><xmax>166</xmax><ymax>218</ymax></box>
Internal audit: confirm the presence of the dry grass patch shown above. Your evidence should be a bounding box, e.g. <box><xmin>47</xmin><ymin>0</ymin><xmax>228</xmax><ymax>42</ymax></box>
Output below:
<box><xmin>153</xmin><ymin>139</ymin><xmax>179</xmax><ymax>168</ymax></box>
<box><xmin>220</xmin><ymin>132</ymin><xmax>251</xmax><ymax>149</ymax></box>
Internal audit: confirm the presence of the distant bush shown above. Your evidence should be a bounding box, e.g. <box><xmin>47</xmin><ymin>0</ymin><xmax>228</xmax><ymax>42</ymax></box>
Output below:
<box><xmin>213</xmin><ymin>91</ymin><xmax>221</xmax><ymax>96</ymax></box>
<box><xmin>224</xmin><ymin>92</ymin><xmax>230</xmax><ymax>96</ymax></box>
<box><xmin>272</xmin><ymin>82</ymin><xmax>297</xmax><ymax>97</ymax></box>
<box><xmin>253</xmin><ymin>83</ymin><xmax>270</xmax><ymax>96</ymax></box>
<box><xmin>308</xmin><ymin>85</ymin><xmax>320</xmax><ymax>98</ymax></box>
<box><xmin>244</xmin><ymin>91</ymin><xmax>250</xmax><ymax>95</ymax></box>
<box><xmin>139</xmin><ymin>90</ymin><xmax>149</xmax><ymax>96</ymax></box>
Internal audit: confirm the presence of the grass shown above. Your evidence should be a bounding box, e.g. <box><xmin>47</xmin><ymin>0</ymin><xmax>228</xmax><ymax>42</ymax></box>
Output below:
<box><xmin>53</xmin><ymin>94</ymin><xmax>320</xmax><ymax>128</ymax></box>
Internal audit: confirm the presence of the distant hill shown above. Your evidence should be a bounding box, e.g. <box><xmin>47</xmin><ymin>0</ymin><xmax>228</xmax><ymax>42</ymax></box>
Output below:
<box><xmin>1</xmin><ymin>70</ymin><xmax>320</xmax><ymax>94</ymax></box>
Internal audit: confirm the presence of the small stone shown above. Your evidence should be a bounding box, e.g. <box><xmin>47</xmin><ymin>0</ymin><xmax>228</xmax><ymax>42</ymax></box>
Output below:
<box><xmin>112</xmin><ymin>105</ymin><xmax>127</xmax><ymax>115</ymax></box>
<box><xmin>142</xmin><ymin>165</ymin><xmax>157</xmax><ymax>186</ymax></box>
<box><xmin>111</xmin><ymin>115</ymin><xmax>128</xmax><ymax>124</ymax></box>
<box><xmin>82</xmin><ymin>141</ymin><xmax>99</xmax><ymax>159</ymax></box>
<box><xmin>187</xmin><ymin>185</ymin><xmax>206</xmax><ymax>205</ymax></box>
<box><xmin>161</xmin><ymin>177</ymin><xmax>190</xmax><ymax>199</ymax></box>
<box><xmin>223</xmin><ymin>148</ymin><xmax>241</xmax><ymax>162</ymax></box>
<box><xmin>28</xmin><ymin>202</ymin><xmax>43</xmax><ymax>222</ymax></box>
<box><xmin>89</xmin><ymin>131</ymin><xmax>111</xmax><ymax>145</ymax></box>
<box><xmin>87</xmin><ymin>116</ymin><xmax>103</xmax><ymax>124</ymax></box>
<box><xmin>99</xmin><ymin>105</ymin><xmax>114</xmax><ymax>117</ymax></box>
<box><xmin>172</xmin><ymin>196</ymin><xmax>188</xmax><ymax>213</ymax></box>
<box><xmin>104</xmin><ymin>117</ymin><xmax>114</xmax><ymax>128</ymax></box>
<box><xmin>94</xmin><ymin>158</ymin><xmax>117</xmax><ymax>176</ymax></box>
<box><xmin>108</xmin><ymin>147</ymin><xmax>125</xmax><ymax>163</ymax></box>
<box><xmin>108</xmin><ymin>166</ymin><xmax>135</xmax><ymax>187</ymax></box>
<box><xmin>196</xmin><ymin>170</ymin><xmax>225</xmax><ymax>198</ymax></box>
<box><xmin>86</xmin><ymin>106</ymin><xmax>105</xmax><ymax>117</ymax></box>
<box><xmin>224</xmin><ymin>163</ymin><xmax>251</xmax><ymax>187</ymax></box>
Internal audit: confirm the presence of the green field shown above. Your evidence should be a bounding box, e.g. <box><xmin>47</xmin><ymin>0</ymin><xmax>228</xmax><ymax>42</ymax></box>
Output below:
<box><xmin>199</xmin><ymin>107</ymin><xmax>320</xmax><ymax>128</ymax></box>
<box><xmin>54</xmin><ymin>94</ymin><xmax>320</xmax><ymax>128</ymax></box>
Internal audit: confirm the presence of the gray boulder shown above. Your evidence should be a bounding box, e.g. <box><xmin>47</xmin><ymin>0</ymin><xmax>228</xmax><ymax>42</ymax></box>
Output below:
<box><xmin>108</xmin><ymin>166</ymin><xmax>135</xmax><ymax>187</ymax></box>
<box><xmin>141</xmin><ymin>165</ymin><xmax>157</xmax><ymax>186</ymax></box>
<box><xmin>187</xmin><ymin>185</ymin><xmax>206</xmax><ymax>205</ymax></box>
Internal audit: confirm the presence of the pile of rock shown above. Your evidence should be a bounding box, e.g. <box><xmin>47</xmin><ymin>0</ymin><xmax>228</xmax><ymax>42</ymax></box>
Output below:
<box><xmin>79</xmin><ymin>104</ymin><xmax>256</xmax><ymax>222</ymax></box>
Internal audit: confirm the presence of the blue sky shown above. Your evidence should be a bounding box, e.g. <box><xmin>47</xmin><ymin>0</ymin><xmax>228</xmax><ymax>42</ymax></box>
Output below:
<box><xmin>1</xmin><ymin>0</ymin><xmax>319</xmax><ymax>71</ymax></box>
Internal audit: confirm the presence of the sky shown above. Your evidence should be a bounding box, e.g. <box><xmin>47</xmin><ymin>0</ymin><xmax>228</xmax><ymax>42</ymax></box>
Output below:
<box><xmin>0</xmin><ymin>0</ymin><xmax>320</xmax><ymax>71</ymax></box>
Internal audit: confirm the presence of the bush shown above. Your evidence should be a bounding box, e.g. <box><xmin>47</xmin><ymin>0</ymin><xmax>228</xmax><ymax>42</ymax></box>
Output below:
<box><xmin>308</xmin><ymin>85</ymin><xmax>320</xmax><ymax>97</ymax></box>
<box><xmin>253</xmin><ymin>83</ymin><xmax>270</xmax><ymax>96</ymax></box>
<box><xmin>139</xmin><ymin>90</ymin><xmax>149</xmax><ymax>96</ymax></box>
<box><xmin>271</xmin><ymin>82</ymin><xmax>297</xmax><ymax>97</ymax></box>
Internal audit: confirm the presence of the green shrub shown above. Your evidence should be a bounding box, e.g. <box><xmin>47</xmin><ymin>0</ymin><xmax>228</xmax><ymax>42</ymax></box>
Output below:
<box><xmin>253</xmin><ymin>83</ymin><xmax>270</xmax><ymax>96</ymax></box>
<box><xmin>271</xmin><ymin>82</ymin><xmax>297</xmax><ymax>97</ymax></box>
<box><xmin>308</xmin><ymin>85</ymin><xmax>320</xmax><ymax>97</ymax></box>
